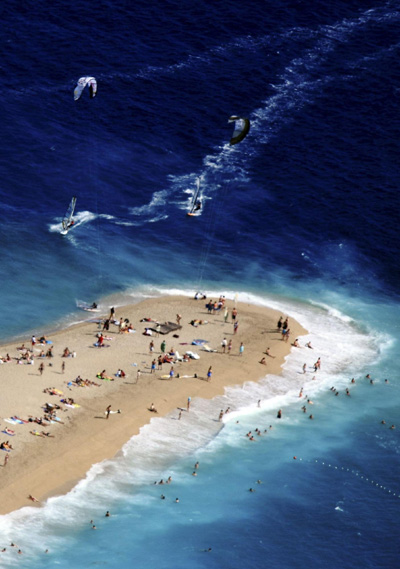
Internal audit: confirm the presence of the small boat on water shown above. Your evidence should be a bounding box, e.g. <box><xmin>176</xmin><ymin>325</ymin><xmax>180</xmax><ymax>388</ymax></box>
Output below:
<box><xmin>76</xmin><ymin>301</ymin><xmax>100</xmax><ymax>313</ymax></box>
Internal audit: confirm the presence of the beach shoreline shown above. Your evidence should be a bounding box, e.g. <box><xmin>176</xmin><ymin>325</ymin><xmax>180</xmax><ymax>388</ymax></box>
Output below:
<box><xmin>0</xmin><ymin>294</ymin><xmax>307</xmax><ymax>516</ymax></box>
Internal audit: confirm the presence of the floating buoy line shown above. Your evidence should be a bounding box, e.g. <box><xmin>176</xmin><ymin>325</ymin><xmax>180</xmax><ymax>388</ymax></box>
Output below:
<box><xmin>293</xmin><ymin>457</ymin><xmax>400</xmax><ymax>499</ymax></box>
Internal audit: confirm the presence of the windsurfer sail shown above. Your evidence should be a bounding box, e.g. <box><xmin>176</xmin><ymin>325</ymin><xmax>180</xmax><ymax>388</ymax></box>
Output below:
<box><xmin>228</xmin><ymin>116</ymin><xmax>250</xmax><ymax>145</ymax></box>
<box><xmin>61</xmin><ymin>197</ymin><xmax>77</xmax><ymax>235</ymax></box>
<box><xmin>187</xmin><ymin>178</ymin><xmax>202</xmax><ymax>216</ymax></box>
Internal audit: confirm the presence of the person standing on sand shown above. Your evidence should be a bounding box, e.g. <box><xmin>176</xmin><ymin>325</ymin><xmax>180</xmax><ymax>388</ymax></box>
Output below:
<box><xmin>161</xmin><ymin>340</ymin><xmax>166</xmax><ymax>354</ymax></box>
<box><xmin>187</xmin><ymin>397</ymin><xmax>191</xmax><ymax>411</ymax></box>
<box><xmin>151</xmin><ymin>359</ymin><xmax>156</xmax><ymax>373</ymax></box>
<box><xmin>176</xmin><ymin>314</ymin><xmax>182</xmax><ymax>325</ymax></box>
<box><xmin>232</xmin><ymin>308</ymin><xmax>237</xmax><ymax>322</ymax></box>
<box><xmin>149</xmin><ymin>340</ymin><xmax>154</xmax><ymax>353</ymax></box>
<box><xmin>239</xmin><ymin>342</ymin><xmax>244</xmax><ymax>356</ymax></box>
<box><xmin>228</xmin><ymin>339</ymin><xmax>233</xmax><ymax>355</ymax></box>
<box><xmin>224</xmin><ymin>307</ymin><xmax>229</xmax><ymax>323</ymax></box>
<box><xmin>233</xmin><ymin>321</ymin><xmax>239</xmax><ymax>335</ymax></box>
<box><xmin>207</xmin><ymin>366</ymin><xmax>212</xmax><ymax>381</ymax></box>
<box><xmin>61</xmin><ymin>361</ymin><xmax>65</xmax><ymax>374</ymax></box>
<box><xmin>4</xmin><ymin>454</ymin><xmax>9</xmax><ymax>467</ymax></box>
<box><xmin>39</xmin><ymin>362</ymin><xmax>44</xmax><ymax>375</ymax></box>
<box><xmin>106</xmin><ymin>405</ymin><xmax>112</xmax><ymax>419</ymax></box>
<box><xmin>277</xmin><ymin>317</ymin><xmax>283</xmax><ymax>332</ymax></box>
<box><xmin>221</xmin><ymin>338</ymin><xmax>227</xmax><ymax>353</ymax></box>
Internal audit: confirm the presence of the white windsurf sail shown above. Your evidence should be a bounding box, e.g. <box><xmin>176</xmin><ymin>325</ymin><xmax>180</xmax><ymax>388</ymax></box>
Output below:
<box><xmin>61</xmin><ymin>196</ymin><xmax>77</xmax><ymax>234</ymax></box>
<box><xmin>188</xmin><ymin>178</ymin><xmax>202</xmax><ymax>216</ymax></box>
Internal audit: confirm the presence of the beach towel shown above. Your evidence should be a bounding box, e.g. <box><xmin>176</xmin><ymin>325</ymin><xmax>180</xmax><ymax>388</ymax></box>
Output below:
<box><xmin>202</xmin><ymin>345</ymin><xmax>217</xmax><ymax>352</ymax></box>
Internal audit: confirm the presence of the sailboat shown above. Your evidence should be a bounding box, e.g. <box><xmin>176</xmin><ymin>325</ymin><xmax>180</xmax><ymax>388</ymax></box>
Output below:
<box><xmin>60</xmin><ymin>196</ymin><xmax>77</xmax><ymax>235</ymax></box>
<box><xmin>187</xmin><ymin>178</ymin><xmax>202</xmax><ymax>217</ymax></box>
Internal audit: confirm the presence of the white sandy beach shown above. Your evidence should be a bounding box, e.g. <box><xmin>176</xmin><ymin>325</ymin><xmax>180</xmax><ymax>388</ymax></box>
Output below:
<box><xmin>0</xmin><ymin>295</ymin><xmax>307</xmax><ymax>515</ymax></box>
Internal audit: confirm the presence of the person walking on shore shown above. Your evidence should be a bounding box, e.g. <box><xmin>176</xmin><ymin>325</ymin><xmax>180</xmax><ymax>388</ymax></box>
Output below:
<box><xmin>106</xmin><ymin>405</ymin><xmax>112</xmax><ymax>419</ymax></box>
<box><xmin>61</xmin><ymin>361</ymin><xmax>65</xmax><ymax>374</ymax></box>
<box><xmin>228</xmin><ymin>339</ymin><xmax>232</xmax><ymax>355</ymax></box>
<box><xmin>39</xmin><ymin>362</ymin><xmax>44</xmax><ymax>376</ymax></box>
<box><xmin>221</xmin><ymin>338</ymin><xmax>227</xmax><ymax>353</ymax></box>
<box><xmin>233</xmin><ymin>321</ymin><xmax>239</xmax><ymax>335</ymax></box>
<box><xmin>239</xmin><ymin>342</ymin><xmax>244</xmax><ymax>356</ymax></box>
<box><xmin>187</xmin><ymin>396</ymin><xmax>191</xmax><ymax>411</ymax></box>
<box><xmin>207</xmin><ymin>366</ymin><xmax>212</xmax><ymax>381</ymax></box>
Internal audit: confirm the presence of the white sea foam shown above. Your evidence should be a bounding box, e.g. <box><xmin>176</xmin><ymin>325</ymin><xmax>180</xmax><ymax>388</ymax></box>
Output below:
<box><xmin>48</xmin><ymin>210</ymin><xmax>97</xmax><ymax>234</ymax></box>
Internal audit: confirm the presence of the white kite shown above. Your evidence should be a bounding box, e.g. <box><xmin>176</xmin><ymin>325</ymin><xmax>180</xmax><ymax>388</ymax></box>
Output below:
<box><xmin>74</xmin><ymin>76</ymin><xmax>97</xmax><ymax>101</ymax></box>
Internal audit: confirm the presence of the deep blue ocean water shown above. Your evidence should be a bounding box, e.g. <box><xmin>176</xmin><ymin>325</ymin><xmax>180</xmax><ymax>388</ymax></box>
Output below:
<box><xmin>0</xmin><ymin>0</ymin><xmax>400</xmax><ymax>567</ymax></box>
